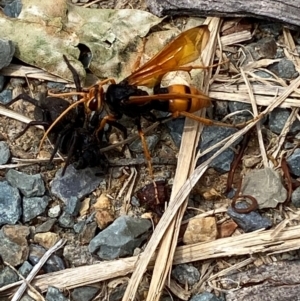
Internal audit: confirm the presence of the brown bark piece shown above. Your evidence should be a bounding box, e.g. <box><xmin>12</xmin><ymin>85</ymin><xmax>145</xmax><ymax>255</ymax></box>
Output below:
<box><xmin>147</xmin><ymin>0</ymin><xmax>300</xmax><ymax>27</ymax></box>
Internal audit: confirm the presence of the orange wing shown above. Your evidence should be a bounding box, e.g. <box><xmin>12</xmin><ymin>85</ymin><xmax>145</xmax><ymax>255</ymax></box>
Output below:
<box><xmin>125</xmin><ymin>25</ymin><xmax>210</xmax><ymax>88</ymax></box>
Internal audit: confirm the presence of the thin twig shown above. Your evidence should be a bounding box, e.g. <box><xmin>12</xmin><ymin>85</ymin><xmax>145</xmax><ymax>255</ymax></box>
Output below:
<box><xmin>11</xmin><ymin>239</ymin><xmax>66</xmax><ymax>301</ymax></box>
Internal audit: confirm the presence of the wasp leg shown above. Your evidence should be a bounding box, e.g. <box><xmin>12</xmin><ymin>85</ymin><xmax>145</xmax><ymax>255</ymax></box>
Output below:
<box><xmin>95</xmin><ymin>115</ymin><xmax>118</xmax><ymax>140</ymax></box>
<box><xmin>134</xmin><ymin>118</ymin><xmax>161</xmax><ymax>204</ymax></box>
<box><xmin>134</xmin><ymin>117</ymin><xmax>154</xmax><ymax>179</ymax></box>
<box><xmin>176</xmin><ymin>111</ymin><xmax>240</xmax><ymax>128</ymax></box>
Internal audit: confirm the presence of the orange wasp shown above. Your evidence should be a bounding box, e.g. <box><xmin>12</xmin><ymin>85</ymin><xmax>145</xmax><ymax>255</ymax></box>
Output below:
<box><xmin>40</xmin><ymin>25</ymin><xmax>228</xmax><ymax>176</ymax></box>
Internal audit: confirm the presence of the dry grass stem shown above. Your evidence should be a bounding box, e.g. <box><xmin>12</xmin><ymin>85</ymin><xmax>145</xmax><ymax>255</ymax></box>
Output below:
<box><xmin>240</xmin><ymin>69</ymin><xmax>268</xmax><ymax>167</ymax></box>
<box><xmin>221</xmin><ymin>30</ymin><xmax>252</xmax><ymax>46</ymax></box>
<box><xmin>208</xmin><ymin>258</ymin><xmax>256</xmax><ymax>282</ymax></box>
<box><xmin>0</xmin><ymin>64</ymin><xmax>69</xmax><ymax>83</ymax></box>
<box><xmin>0</xmin><ymin>106</ymin><xmax>44</xmax><ymax>130</ymax></box>
<box><xmin>209</xmin><ymin>83</ymin><xmax>300</xmax><ymax>108</ymax></box>
<box><xmin>2</xmin><ymin>224</ymin><xmax>300</xmax><ymax>297</ymax></box>
<box><xmin>137</xmin><ymin>17</ymin><xmax>224</xmax><ymax>301</ymax></box>
<box><xmin>283</xmin><ymin>28</ymin><xmax>300</xmax><ymax>70</ymax></box>
<box><xmin>271</xmin><ymin>107</ymin><xmax>299</xmax><ymax>159</ymax></box>
<box><xmin>11</xmin><ymin>239</ymin><xmax>66</xmax><ymax>301</ymax></box>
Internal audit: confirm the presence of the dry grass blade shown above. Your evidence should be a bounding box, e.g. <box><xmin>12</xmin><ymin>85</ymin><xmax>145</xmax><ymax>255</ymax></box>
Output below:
<box><xmin>270</xmin><ymin>107</ymin><xmax>299</xmax><ymax>159</ymax></box>
<box><xmin>2</xmin><ymin>223</ymin><xmax>300</xmax><ymax>297</ymax></box>
<box><xmin>240</xmin><ymin>69</ymin><xmax>268</xmax><ymax>167</ymax></box>
<box><xmin>210</xmin><ymin>76</ymin><xmax>300</xmax><ymax>108</ymax></box>
<box><xmin>0</xmin><ymin>106</ymin><xmax>44</xmax><ymax>130</ymax></box>
<box><xmin>221</xmin><ymin>30</ymin><xmax>252</xmax><ymax>46</ymax></box>
<box><xmin>283</xmin><ymin>27</ymin><xmax>300</xmax><ymax>71</ymax></box>
<box><xmin>121</xmin><ymin>17</ymin><xmax>224</xmax><ymax>301</ymax></box>
<box><xmin>11</xmin><ymin>239</ymin><xmax>66</xmax><ymax>301</ymax></box>
<box><xmin>0</xmin><ymin>64</ymin><xmax>69</xmax><ymax>83</ymax></box>
<box><xmin>208</xmin><ymin>258</ymin><xmax>256</xmax><ymax>282</ymax></box>
<box><xmin>242</xmin><ymin>58</ymin><xmax>281</xmax><ymax>71</ymax></box>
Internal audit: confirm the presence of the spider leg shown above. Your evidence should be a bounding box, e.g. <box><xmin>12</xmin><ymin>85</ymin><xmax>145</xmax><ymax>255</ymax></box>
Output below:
<box><xmin>5</xmin><ymin>93</ymin><xmax>42</xmax><ymax>108</ymax></box>
<box><xmin>14</xmin><ymin>121</ymin><xmax>50</xmax><ymax>139</ymax></box>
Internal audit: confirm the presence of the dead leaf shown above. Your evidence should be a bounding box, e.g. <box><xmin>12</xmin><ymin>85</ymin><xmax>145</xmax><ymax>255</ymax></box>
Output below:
<box><xmin>0</xmin><ymin>0</ymin><xmax>162</xmax><ymax>82</ymax></box>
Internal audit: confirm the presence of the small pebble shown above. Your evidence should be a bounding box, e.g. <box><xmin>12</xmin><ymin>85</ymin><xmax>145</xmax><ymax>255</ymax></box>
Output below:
<box><xmin>48</xmin><ymin>205</ymin><xmax>61</xmax><ymax>218</ymax></box>
<box><xmin>227</xmin><ymin>202</ymin><xmax>272</xmax><ymax>232</ymax></box>
<box><xmin>0</xmin><ymin>89</ymin><xmax>12</xmax><ymax>105</ymax></box>
<box><xmin>3</xmin><ymin>0</ymin><xmax>22</xmax><ymax>17</ymax></box>
<box><xmin>287</xmin><ymin>149</ymin><xmax>300</xmax><ymax>177</ymax></box>
<box><xmin>292</xmin><ymin>187</ymin><xmax>300</xmax><ymax>208</ymax></box>
<box><xmin>0</xmin><ymin>39</ymin><xmax>15</xmax><ymax>69</ymax></box>
<box><xmin>171</xmin><ymin>264</ymin><xmax>200</xmax><ymax>286</ymax></box>
<box><xmin>0</xmin><ymin>141</ymin><xmax>10</xmax><ymax>164</ymax></box>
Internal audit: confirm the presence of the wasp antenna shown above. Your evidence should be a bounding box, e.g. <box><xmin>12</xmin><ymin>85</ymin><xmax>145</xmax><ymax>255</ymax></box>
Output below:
<box><xmin>47</xmin><ymin>91</ymin><xmax>86</xmax><ymax>98</ymax></box>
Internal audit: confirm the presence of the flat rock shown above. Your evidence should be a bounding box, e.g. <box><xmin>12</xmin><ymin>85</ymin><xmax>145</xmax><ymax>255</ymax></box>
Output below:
<box><xmin>183</xmin><ymin>216</ymin><xmax>217</xmax><ymax>244</ymax></box>
<box><xmin>6</xmin><ymin>169</ymin><xmax>45</xmax><ymax>197</ymax></box>
<box><xmin>0</xmin><ymin>225</ymin><xmax>29</xmax><ymax>266</ymax></box>
<box><xmin>89</xmin><ymin>216</ymin><xmax>151</xmax><ymax>260</ymax></box>
<box><xmin>241</xmin><ymin>168</ymin><xmax>287</xmax><ymax>209</ymax></box>
<box><xmin>50</xmin><ymin>165</ymin><xmax>106</xmax><ymax>204</ymax></box>
<box><xmin>0</xmin><ymin>181</ymin><xmax>21</xmax><ymax>226</ymax></box>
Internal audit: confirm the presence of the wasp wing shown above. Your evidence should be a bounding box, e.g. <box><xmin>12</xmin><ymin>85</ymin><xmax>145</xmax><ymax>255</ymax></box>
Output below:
<box><xmin>126</xmin><ymin>25</ymin><xmax>210</xmax><ymax>88</ymax></box>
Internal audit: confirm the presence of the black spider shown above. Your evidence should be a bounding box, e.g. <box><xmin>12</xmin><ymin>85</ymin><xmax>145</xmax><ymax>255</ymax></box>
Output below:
<box><xmin>5</xmin><ymin>56</ymin><xmax>107</xmax><ymax>175</ymax></box>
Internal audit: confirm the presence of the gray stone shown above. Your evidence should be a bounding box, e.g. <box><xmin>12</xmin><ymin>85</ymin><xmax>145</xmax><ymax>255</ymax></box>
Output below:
<box><xmin>64</xmin><ymin>196</ymin><xmax>80</xmax><ymax>216</ymax></box>
<box><xmin>18</xmin><ymin>261</ymin><xmax>33</xmax><ymax>278</ymax></box>
<box><xmin>287</xmin><ymin>149</ymin><xmax>300</xmax><ymax>177</ymax></box>
<box><xmin>228</xmin><ymin>101</ymin><xmax>253</xmax><ymax>123</ymax></box>
<box><xmin>190</xmin><ymin>292</ymin><xmax>222</xmax><ymax>301</ymax></box>
<box><xmin>171</xmin><ymin>264</ymin><xmax>200</xmax><ymax>286</ymax></box>
<box><xmin>0</xmin><ymin>39</ymin><xmax>14</xmax><ymax>69</ymax></box>
<box><xmin>0</xmin><ymin>181</ymin><xmax>21</xmax><ymax>226</ymax></box>
<box><xmin>227</xmin><ymin>202</ymin><xmax>272</xmax><ymax>232</ymax></box>
<box><xmin>198</xmin><ymin>126</ymin><xmax>241</xmax><ymax>173</ymax></box>
<box><xmin>23</xmin><ymin>196</ymin><xmax>50</xmax><ymax>222</ymax></box>
<box><xmin>292</xmin><ymin>187</ymin><xmax>300</xmax><ymax>208</ymax></box>
<box><xmin>269</xmin><ymin>59</ymin><xmax>298</xmax><ymax>79</ymax></box>
<box><xmin>166</xmin><ymin>118</ymin><xmax>185</xmax><ymax>149</ymax></box>
<box><xmin>0</xmin><ymin>266</ymin><xmax>19</xmax><ymax>287</ymax></box>
<box><xmin>35</xmin><ymin>218</ymin><xmax>56</xmax><ymax>233</ymax></box>
<box><xmin>0</xmin><ymin>89</ymin><xmax>12</xmax><ymax>105</ymax></box>
<box><xmin>89</xmin><ymin>216</ymin><xmax>151</xmax><ymax>260</ymax></box>
<box><xmin>71</xmin><ymin>286</ymin><xmax>99</xmax><ymax>301</ymax></box>
<box><xmin>0</xmin><ymin>141</ymin><xmax>10</xmax><ymax>164</ymax></box>
<box><xmin>6</xmin><ymin>169</ymin><xmax>45</xmax><ymax>197</ymax></box>
<box><xmin>269</xmin><ymin>108</ymin><xmax>300</xmax><ymax>134</ymax></box>
<box><xmin>29</xmin><ymin>244</ymin><xmax>65</xmax><ymax>273</ymax></box>
<box><xmin>73</xmin><ymin>220</ymin><xmax>86</xmax><ymax>233</ymax></box>
<box><xmin>50</xmin><ymin>165</ymin><xmax>105</xmax><ymax>204</ymax></box>
<box><xmin>45</xmin><ymin>286</ymin><xmax>69</xmax><ymax>301</ymax></box>
<box><xmin>241</xmin><ymin>168</ymin><xmax>287</xmax><ymax>209</ymax></box>
<box><xmin>3</xmin><ymin>0</ymin><xmax>22</xmax><ymax>17</ymax></box>
<box><xmin>58</xmin><ymin>212</ymin><xmax>74</xmax><ymax>229</ymax></box>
